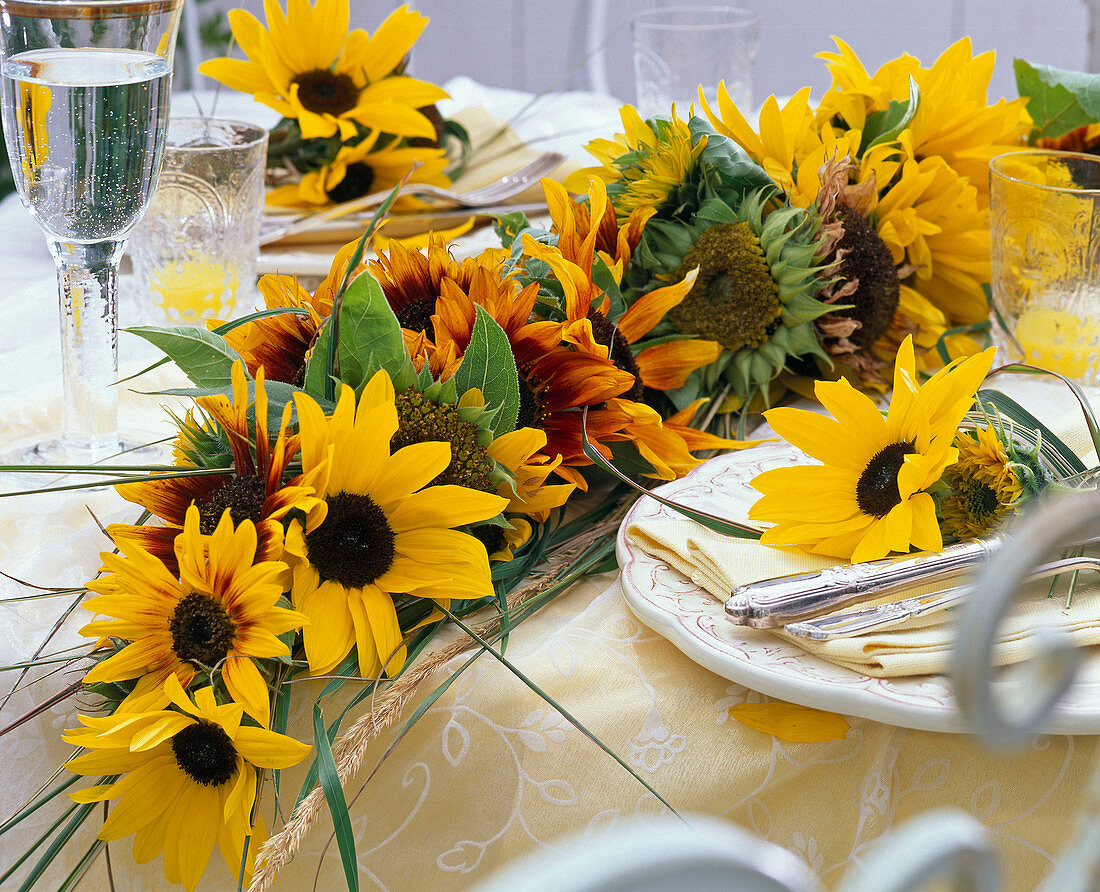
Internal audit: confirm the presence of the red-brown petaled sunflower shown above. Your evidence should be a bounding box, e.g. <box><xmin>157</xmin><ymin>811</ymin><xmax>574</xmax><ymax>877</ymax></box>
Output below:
<box><xmin>109</xmin><ymin>364</ymin><xmax>326</xmax><ymax>573</ymax></box>
<box><xmin>542</xmin><ymin>175</ymin><xmax>655</xmax><ymax>281</ymax></box>
<box><xmin>522</xmin><ymin>236</ymin><xmax>717</xmax><ymax>399</ymax></box>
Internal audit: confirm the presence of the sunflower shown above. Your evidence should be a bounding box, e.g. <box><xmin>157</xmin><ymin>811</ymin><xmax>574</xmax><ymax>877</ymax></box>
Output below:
<box><xmin>522</xmin><ymin>235</ymin><xmax>716</xmax><ymax>398</ymax></box>
<box><xmin>83</xmin><ymin>504</ymin><xmax>306</xmax><ymax>726</ymax></box>
<box><xmin>815</xmin><ymin>37</ymin><xmax>1031</xmax><ymax>198</ymax></box>
<box><xmin>108</xmin><ymin>364</ymin><xmax>324</xmax><ymax>573</ymax></box>
<box><xmin>940</xmin><ymin>425</ymin><xmax>1024</xmax><ymax>539</ymax></box>
<box><xmin>565</xmin><ymin>105</ymin><xmax>706</xmax><ymax>221</ymax></box>
<box><xmin>199</xmin><ymin>2</ymin><xmax>446</xmax><ymax>141</ymax></box>
<box><xmin>639</xmin><ymin>186</ymin><xmax>833</xmax><ymax>405</ymax></box>
<box><xmin>66</xmin><ymin>675</ymin><xmax>309</xmax><ymax>891</ymax></box>
<box><xmin>13</xmin><ymin>81</ymin><xmax>51</xmax><ymax>182</ymax></box>
<box><xmin>542</xmin><ymin>175</ymin><xmax>654</xmax><ymax>282</ymax></box>
<box><xmin>266</xmin><ymin>130</ymin><xmax>451</xmax><ymax>209</ymax></box>
<box><xmin>368</xmin><ymin>233</ymin><xmax>520</xmax><ymax>371</ymax></box>
<box><xmin>428</xmin><ymin>262</ymin><xmax>638</xmax><ymax>487</ymax></box>
<box><xmin>286</xmin><ymin>372</ymin><xmax>508</xmax><ymax>677</ymax></box>
<box><xmin>749</xmin><ymin>336</ymin><xmax>996</xmax><ymax>562</ymax></box>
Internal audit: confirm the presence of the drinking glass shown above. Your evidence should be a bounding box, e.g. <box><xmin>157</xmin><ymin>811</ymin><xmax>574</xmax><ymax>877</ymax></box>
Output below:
<box><xmin>130</xmin><ymin>117</ymin><xmax>267</xmax><ymax>326</ymax></box>
<box><xmin>990</xmin><ymin>150</ymin><xmax>1100</xmax><ymax>385</ymax></box>
<box><xmin>632</xmin><ymin>5</ymin><xmax>760</xmax><ymax>120</ymax></box>
<box><xmin>0</xmin><ymin>0</ymin><xmax>185</xmax><ymax>463</ymax></box>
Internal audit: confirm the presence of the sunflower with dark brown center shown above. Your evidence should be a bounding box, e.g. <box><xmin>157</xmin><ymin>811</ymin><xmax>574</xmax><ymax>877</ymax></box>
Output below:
<box><xmin>285</xmin><ymin>372</ymin><xmax>509</xmax><ymax>678</ymax></box>
<box><xmin>830</xmin><ymin>203</ymin><xmax>900</xmax><ymax>348</ymax></box>
<box><xmin>108</xmin><ymin>364</ymin><xmax>326</xmax><ymax>577</ymax></box>
<box><xmin>82</xmin><ymin>504</ymin><xmax>306</xmax><ymax>727</ymax></box>
<box><xmin>750</xmin><ymin>336</ymin><xmax>996</xmax><ymax>562</ymax></box>
<box><xmin>200</xmin><ymin>4</ymin><xmax>447</xmax><ymax>142</ymax></box>
<box><xmin>65</xmin><ymin>677</ymin><xmax>309</xmax><ymax>890</ymax></box>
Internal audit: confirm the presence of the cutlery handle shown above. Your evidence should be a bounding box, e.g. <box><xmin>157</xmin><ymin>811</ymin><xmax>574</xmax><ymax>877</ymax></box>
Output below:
<box><xmin>724</xmin><ymin>537</ymin><xmax>1001</xmax><ymax>628</ymax></box>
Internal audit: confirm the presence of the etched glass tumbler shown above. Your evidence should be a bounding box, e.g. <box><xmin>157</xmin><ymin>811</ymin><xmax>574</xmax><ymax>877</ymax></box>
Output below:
<box><xmin>990</xmin><ymin>150</ymin><xmax>1100</xmax><ymax>385</ymax></box>
<box><xmin>632</xmin><ymin>5</ymin><xmax>759</xmax><ymax>120</ymax></box>
<box><xmin>130</xmin><ymin>117</ymin><xmax>267</xmax><ymax>326</ymax></box>
<box><xmin>0</xmin><ymin>0</ymin><xmax>184</xmax><ymax>463</ymax></box>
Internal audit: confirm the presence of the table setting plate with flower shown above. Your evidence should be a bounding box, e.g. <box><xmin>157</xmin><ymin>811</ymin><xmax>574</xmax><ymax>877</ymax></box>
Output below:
<box><xmin>5</xmin><ymin>3</ymin><xmax>1100</xmax><ymax>891</ymax></box>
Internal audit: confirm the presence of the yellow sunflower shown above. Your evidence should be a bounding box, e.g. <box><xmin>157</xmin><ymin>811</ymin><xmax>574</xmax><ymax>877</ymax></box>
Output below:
<box><xmin>941</xmin><ymin>425</ymin><xmax>1024</xmax><ymax>539</ymax></box>
<box><xmin>199</xmin><ymin>1</ymin><xmax>447</xmax><ymax>141</ymax></box>
<box><xmin>287</xmin><ymin>371</ymin><xmax>508</xmax><ymax>677</ymax></box>
<box><xmin>83</xmin><ymin>505</ymin><xmax>306</xmax><ymax>726</ymax></box>
<box><xmin>565</xmin><ymin>104</ymin><xmax>705</xmax><ymax>221</ymax></box>
<box><xmin>66</xmin><ymin>675</ymin><xmax>310</xmax><ymax>891</ymax></box>
<box><xmin>749</xmin><ymin>336</ymin><xmax>996</xmax><ymax>561</ymax></box>
<box><xmin>266</xmin><ymin>130</ymin><xmax>451</xmax><ymax>209</ymax></box>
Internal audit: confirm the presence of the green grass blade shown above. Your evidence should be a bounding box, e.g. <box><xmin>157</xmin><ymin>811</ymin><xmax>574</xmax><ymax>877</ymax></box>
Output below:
<box><xmin>0</xmin><ymin>774</ymin><xmax>81</xmax><ymax>837</ymax></box>
<box><xmin>0</xmin><ymin>801</ymin><xmax>79</xmax><ymax>885</ymax></box>
<box><xmin>580</xmin><ymin>408</ymin><xmax>761</xmax><ymax>539</ymax></box>
<box><xmin>312</xmin><ymin>702</ymin><xmax>359</xmax><ymax>892</ymax></box>
<box><xmin>55</xmin><ymin>837</ymin><xmax>107</xmax><ymax>892</ymax></box>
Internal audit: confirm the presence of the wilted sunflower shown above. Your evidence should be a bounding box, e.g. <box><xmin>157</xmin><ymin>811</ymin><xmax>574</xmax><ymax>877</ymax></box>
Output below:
<box><xmin>749</xmin><ymin>336</ymin><xmax>995</xmax><ymax>562</ymax></box>
<box><xmin>84</xmin><ymin>505</ymin><xmax>306</xmax><ymax>726</ymax></box>
<box><xmin>266</xmin><ymin>130</ymin><xmax>451</xmax><ymax>209</ymax></box>
<box><xmin>66</xmin><ymin>675</ymin><xmax>310</xmax><ymax>891</ymax></box>
<box><xmin>566</xmin><ymin>105</ymin><xmax>706</xmax><ymax>221</ymax></box>
<box><xmin>200</xmin><ymin>1</ymin><xmax>446</xmax><ymax>141</ymax></box>
<box><xmin>287</xmin><ymin>372</ymin><xmax>508</xmax><ymax>677</ymax></box>
<box><xmin>108</xmin><ymin>364</ymin><xmax>324</xmax><ymax>574</ymax></box>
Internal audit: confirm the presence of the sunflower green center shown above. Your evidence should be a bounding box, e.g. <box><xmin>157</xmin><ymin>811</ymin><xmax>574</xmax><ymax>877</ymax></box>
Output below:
<box><xmin>958</xmin><ymin>477</ymin><xmax>1002</xmax><ymax>526</ymax></box>
<box><xmin>856</xmin><ymin>440</ymin><xmax>916</xmax><ymax>518</ymax></box>
<box><xmin>326</xmin><ymin>162</ymin><xmax>375</xmax><ymax>204</ymax></box>
<box><xmin>196</xmin><ymin>474</ymin><xmax>266</xmax><ymax>535</ymax></box>
<box><xmin>832</xmin><ymin>204</ymin><xmax>900</xmax><ymax>347</ymax></box>
<box><xmin>171</xmin><ymin>721</ymin><xmax>237</xmax><ymax>787</ymax></box>
<box><xmin>587</xmin><ymin>309</ymin><xmax>643</xmax><ymax>401</ymax></box>
<box><xmin>394</xmin><ymin>297</ymin><xmax>437</xmax><ymax>340</ymax></box>
<box><xmin>669</xmin><ymin>222</ymin><xmax>781</xmax><ymax>352</ymax></box>
<box><xmin>515</xmin><ymin>369</ymin><xmax>550</xmax><ymax>431</ymax></box>
<box><xmin>305</xmin><ymin>491</ymin><xmax>395</xmax><ymax>588</ymax></box>
<box><xmin>392</xmin><ymin>389</ymin><xmax>496</xmax><ymax>491</ymax></box>
<box><xmin>169</xmin><ymin>592</ymin><xmax>237</xmax><ymax>668</ymax></box>
<box><xmin>292</xmin><ymin>69</ymin><xmax>359</xmax><ymax>117</ymax></box>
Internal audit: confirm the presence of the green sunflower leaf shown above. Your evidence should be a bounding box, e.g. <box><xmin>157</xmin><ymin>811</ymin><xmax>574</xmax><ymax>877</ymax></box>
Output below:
<box><xmin>860</xmin><ymin>76</ymin><xmax>920</xmax><ymax>152</ymax></box>
<box><xmin>494</xmin><ymin>210</ymin><xmax>533</xmax><ymax>249</ymax></box>
<box><xmin>1014</xmin><ymin>59</ymin><xmax>1100</xmax><ymax>140</ymax></box>
<box><xmin>124</xmin><ymin>325</ymin><xmax>243</xmax><ymax>389</ymax></box>
<box><xmin>334</xmin><ymin>271</ymin><xmax>405</xmax><ymax>390</ymax></box>
<box><xmin>452</xmin><ymin>305</ymin><xmax>520</xmax><ymax>436</ymax></box>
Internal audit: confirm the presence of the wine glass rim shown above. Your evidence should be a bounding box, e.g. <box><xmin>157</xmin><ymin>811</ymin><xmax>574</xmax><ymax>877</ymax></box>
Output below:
<box><xmin>0</xmin><ymin>0</ymin><xmax>182</xmax><ymax>16</ymax></box>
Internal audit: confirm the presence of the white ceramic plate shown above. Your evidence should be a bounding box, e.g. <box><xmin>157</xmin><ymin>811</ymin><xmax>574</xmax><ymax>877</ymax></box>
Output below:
<box><xmin>615</xmin><ymin>444</ymin><xmax>1100</xmax><ymax>734</ymax></box>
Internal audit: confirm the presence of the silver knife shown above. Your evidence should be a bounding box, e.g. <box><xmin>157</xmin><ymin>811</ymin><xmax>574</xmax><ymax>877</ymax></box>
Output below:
<box><xmin>782</xmin><ymin>553</ymin><xmax>1100</xmax><ymax>640</ymax></box>
<box><xmin>724</xmin><ymin>537</ymin><xmax>1003</xmax><ymax>628</ymax></box>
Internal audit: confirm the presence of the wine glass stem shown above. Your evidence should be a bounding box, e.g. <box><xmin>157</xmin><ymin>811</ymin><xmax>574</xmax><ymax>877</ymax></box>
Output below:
<box><xmin>46</xmin><ymin>238</ymin><xmax>125</xmax><ymax>461</ymax></box>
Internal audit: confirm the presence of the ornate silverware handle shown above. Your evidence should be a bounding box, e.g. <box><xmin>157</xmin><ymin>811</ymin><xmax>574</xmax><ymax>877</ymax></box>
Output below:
<box><xmin>724</xmin><ymin>537</ymin><xmax>1003</xmax><ymax>628</ymax></box>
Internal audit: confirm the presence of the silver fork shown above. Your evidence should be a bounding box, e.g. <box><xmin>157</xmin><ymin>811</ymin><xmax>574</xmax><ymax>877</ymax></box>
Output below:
<box><xmin>259</xmin><ymin>151</ymin><xmax>565</xmax><ymax>246</ymax></box>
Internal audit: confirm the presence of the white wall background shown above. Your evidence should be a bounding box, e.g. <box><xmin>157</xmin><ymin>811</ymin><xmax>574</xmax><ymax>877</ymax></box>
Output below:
<box><xmin>207</xmin><ymin>0</ymin><xmax>1093</xmax><ymax>103</ymax></box>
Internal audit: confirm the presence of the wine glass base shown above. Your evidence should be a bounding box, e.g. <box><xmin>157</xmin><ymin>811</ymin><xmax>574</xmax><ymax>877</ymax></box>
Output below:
<box><xmin>0</xmin><ymin>435</ymin><xmax>170</xmax><ymax>493</ymax></box>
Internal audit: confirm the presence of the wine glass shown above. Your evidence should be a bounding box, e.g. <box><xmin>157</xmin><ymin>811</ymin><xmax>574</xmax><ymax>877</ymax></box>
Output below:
<box><xmin>0</xmin><ymin>0</ymin><xmax>184</xmax><ymax>464</ymax></box>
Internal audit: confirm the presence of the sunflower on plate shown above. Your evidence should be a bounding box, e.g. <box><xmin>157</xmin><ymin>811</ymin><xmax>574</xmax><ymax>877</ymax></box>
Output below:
<box><xmin>748</xmin><ymin>335</ymin><xmax>996</xmax><ymax>562</ymax></box>
<box><xmin>266</xmin><ymin>130</ymin><xmax>452</xmax><ymax>209</ymax></box>
<box><xmin>200</xmin><ymin>2</ymin><xmax>446</xmax><ymax>142</ymax></box>
<box><xmin>286</xmin><ymin>371</ymin><xmax>508</xmax><ymax>677</ymax></box>
<box><xmin>65</xmin><ymin>675</ymin><xmax>310</xmax><ymax>891</ymax></box>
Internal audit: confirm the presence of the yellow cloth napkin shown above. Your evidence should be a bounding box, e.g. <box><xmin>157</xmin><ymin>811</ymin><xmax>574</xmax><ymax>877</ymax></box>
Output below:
<box><xmin>626</xmin><ymin>484</ymin><xmax>1100</xmax><ymax>679</ymax></box>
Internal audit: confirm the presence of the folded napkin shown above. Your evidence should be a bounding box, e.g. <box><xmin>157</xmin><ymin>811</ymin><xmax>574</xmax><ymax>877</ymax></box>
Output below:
<box><xmin>626</xmin><ymin>502</ymin><xmax>1100</xmax><ymax>679</ymax></box>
